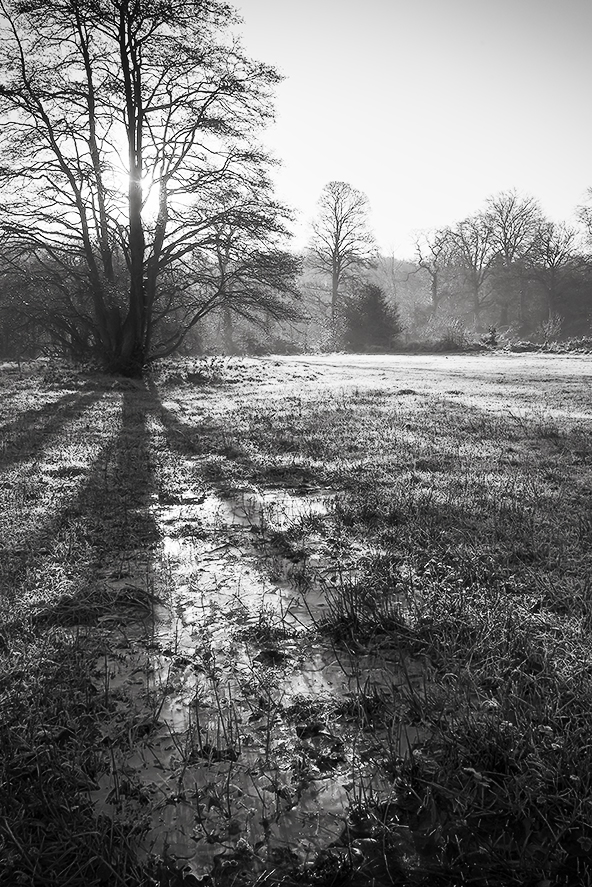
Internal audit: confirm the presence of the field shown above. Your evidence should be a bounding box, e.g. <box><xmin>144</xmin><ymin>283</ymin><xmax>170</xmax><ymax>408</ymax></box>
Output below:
<box><xmin>1</xmin><ymin>352</ymin><xmax>592</xmax><ymax>887</ymax></box>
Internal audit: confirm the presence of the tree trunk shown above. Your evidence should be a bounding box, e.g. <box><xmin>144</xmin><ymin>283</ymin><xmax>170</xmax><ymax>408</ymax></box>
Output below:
<box><xmin>472</xmin><ymin>283</ymin><xmax>481</xmax><ymax>327</ymax></box>
<box><xmin>110</xmin><ymin>0</ymin><xmax>147</xmax><ymax>377</ymax></box>
<box><xmin>331</xmin><ymin>265</ymin><xmax>339</xmax><ymax>322</ymax></box>
<box><xmin>431</xmin><ymin>271</ymin><xmax>439</xmax><ymax>316</ymax></box>
<box><xmin>223</xmin><ymin>305</ymin><xmax>234</xmax><ymax>354</ymax></box>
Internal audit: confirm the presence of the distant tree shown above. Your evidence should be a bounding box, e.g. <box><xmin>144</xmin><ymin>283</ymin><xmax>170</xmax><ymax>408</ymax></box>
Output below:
<box><xmin>415</xmin><ymin>227</ymin><xmax>455</xmax><ymax>319</ymax></box>
<box><xmin>485</xmin><ymin>191</ymin><xmax>543</xmax><ymax>328</ymax></box>
<box><xmin>0</xmin><ymin>0</ymin><xmax>293</xmax><ymax>375</ymax></box>
<box><xmin>342</xmin><ymin>283</ymin><xmax>402</xmax><ymax>352</ymax></box>
<box><xmin>449</xmin><ymin>214</ymin><xmax>495</xmax><ymax>328</ymax></box>
<box><xmin>486</xmin><ymin>191</ymin><xmax>542</xmax><ymax>265</ymax></box>
<box><xmin>308</xmin><ymin>181</ymin><xmax>377</xmax><ymax>327</ymax></box>
<box><xmin>160</xmin><ymin>193</ymin><xmax>302</xmax><ymax>355</ymax></box>
<box><xmin>528</xmin><ymin>222</ymin><xmax>579</xmax><ymax>321</ymax></box>
<box><xmin>577</xmin><ymin>188</ymin><xmax>592</xmax><ymax>250</ymax></box>
<box><xmin>368</xmin><ymin>255</ymin><xmax>429</xmax><ymax>340</ymax></box>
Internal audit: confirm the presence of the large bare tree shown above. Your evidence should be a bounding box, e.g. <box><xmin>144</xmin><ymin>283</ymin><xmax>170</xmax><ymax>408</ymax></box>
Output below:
<box><xmin>0</xmin><ymin>0</ymin><xmax>296</xmax><ymax>374</ymax></box>
<box><xmin>308</xmin><ymin>181</ymin><xmax>377</xmax><ymax>324</ymax></box>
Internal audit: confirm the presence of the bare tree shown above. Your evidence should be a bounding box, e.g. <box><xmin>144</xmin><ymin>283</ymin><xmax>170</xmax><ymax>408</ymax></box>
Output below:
<box><xmin>485</xmin><ymin>190</ymin><xmax>542</xmax><ymax>327</ymax></box>
<box><xmin>577</xmin><ymin>188</ymin><xmax>592</xmax><ymax>250</ymax></box>
<box><xmin>415</xmin><ymin>227</ymin><xmax>455</xmax><ymax>319</ymax></box>
<box><xmin>0</xmin><ymin>0</ymin><xmax>295</xmax><ymax>374</ymax></box>
<box><xmin>486</xmin><ymin>191</ymin><xmax>542</xmax><ymax>265</ymax></box>
<box><xmin>308</xmin><ymin>181</ymin><xmax>377</xmax><ymax>325</ymax></box>
<box><xmin>182</xmin><ymin>207</ymin><xmax>302</xmax><ymax>353</ymax></box>
<box><xmin>449</xmin><ymin>214</ymin><xmax>495</xmax><ymax>328</ymax></box>
<box><xmin>529</xmin><ymin>221</ymin><xmax>579</xmax><ymax>321</ymax></box>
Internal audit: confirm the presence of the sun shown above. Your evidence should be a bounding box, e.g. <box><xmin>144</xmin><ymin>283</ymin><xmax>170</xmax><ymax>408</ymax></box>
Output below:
<box><xmin>104</xmin><ymin>162</ymin><xmax>161</xmax><ymax>222</ymax></box>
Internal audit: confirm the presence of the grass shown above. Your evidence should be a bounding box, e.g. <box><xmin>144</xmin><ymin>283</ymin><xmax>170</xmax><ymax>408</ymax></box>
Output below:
<box><xmin>1</xmin><ymin>354</ymin><xmax>592</xmax><ymax>885</ymax></box>
<box><xmin>0</xmin><ymin>378</ymin><xmax>159</xmax><ymax>886</ymax></box>
<box><xmin>154</xmin><ymin>356</ymin><xmax>592</xmax><ymax>885</ymax></box>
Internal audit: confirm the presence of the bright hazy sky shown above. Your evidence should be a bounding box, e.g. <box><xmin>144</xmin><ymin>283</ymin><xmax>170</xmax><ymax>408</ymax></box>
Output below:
<box><xmin>231</xmin><ymin>0</ymin><xmax>592</xmax><ymax>259</ymax></box>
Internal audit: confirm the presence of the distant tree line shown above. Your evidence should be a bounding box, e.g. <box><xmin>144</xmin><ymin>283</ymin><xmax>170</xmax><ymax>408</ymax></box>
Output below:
<box><xmin>165</xmin><ymin>181</ymin><xmax>592</xmax><ymax>357</ymax></box>
<box><xmin>271</xmin><ymin>184</ymin><xmax>592</xmax><ymax>355</ymax></box>
<box><xmin>408</xmin><ymin>189</ymin><xmax>591</xmax><ymax>341</ymax></box>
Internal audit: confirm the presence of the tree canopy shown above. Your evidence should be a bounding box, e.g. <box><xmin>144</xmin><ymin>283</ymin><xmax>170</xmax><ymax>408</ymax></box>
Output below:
<box><xmin>0</xmin><ymin>0</ymin><xmax>300</xmax><ymax>373</ymax></box>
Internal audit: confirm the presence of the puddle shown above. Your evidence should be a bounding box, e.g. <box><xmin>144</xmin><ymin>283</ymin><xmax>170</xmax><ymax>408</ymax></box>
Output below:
<box><xmin>222</xmin><ymin>489</ymin><xmax>330</xmax><ymax>530</ymax></box>
<box><xmin>151</xmin><ymin>488</ymin><xmax>339</xmax><ymax>642</ymax></box>
<box><xmin>92</xmin><ymin>485</ymin><xmax>431</xmax><ymax>877</ymax></box>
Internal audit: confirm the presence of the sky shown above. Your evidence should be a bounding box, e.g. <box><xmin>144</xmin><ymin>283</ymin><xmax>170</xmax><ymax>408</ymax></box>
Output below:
<box><xmin>230</xmin><ymin>0</ymin><xmax>592</xmax><ymax>259</ymax></box>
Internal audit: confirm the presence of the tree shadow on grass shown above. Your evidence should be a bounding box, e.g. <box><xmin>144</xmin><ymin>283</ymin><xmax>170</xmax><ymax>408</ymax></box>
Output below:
<box><xmin>0</xmin><ymin>386</ymin><xmax>159</xmax><ymax>626</ymax></box>
<box><xmin>149</xmin><ymin>381</ymin><xmax>321</xmax><ymax>491</ymax></box>
<box><xmin>0</xmin><ymin>390</ymin><xmax>104</xmax><ymax>470</ymax></box>
<box><xmin>0</xmin><ymin>386</ymin><xmax>161</xmax><ymax>886</ymax></box>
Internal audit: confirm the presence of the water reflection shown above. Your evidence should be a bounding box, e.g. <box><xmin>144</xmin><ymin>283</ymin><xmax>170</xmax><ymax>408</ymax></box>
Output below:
<box><xmin>92</xmin><ymin>485</ymin><xmax>429</xmax><ymax>876</ymax></box>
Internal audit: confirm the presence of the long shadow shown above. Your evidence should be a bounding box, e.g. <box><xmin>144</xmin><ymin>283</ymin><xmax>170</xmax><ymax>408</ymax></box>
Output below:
<box><xmin>0</xmin><ymin>390</ymin><xmax>104</xmax><ymax>472</ymax></box>
<box><xmin>0</xmin><ymin>386</ymin><xmax>162</xmax><ymax>884</ymax></box>
<box><xmin>150</xmin><ymin>382</ymin><xmax>592</xmax><ymax>606</ymax></box>
<box><xmin>0</xmin><ymin>386</ymin><xmax>159</xmax><ymax>621</ymax></box>
<box><xmin>68</xmin><ymin>386</ymin><xmax>159</xmax><ymax>553</ymax></box>
<box><xmin>0</xmin><ymin>391</ymin><xmax>77</xmax><ymax>433</ymax></box>
<box><xmin>142</xmin><ymin>381</ymin><xmax>592</xmax><ymax>630</ymax></box>
<box><xmin>149</xmin><ymin>381</ymin><xmax>320</xmax><ymax>489</ymax></box>
<box><xmin>147</xmin><ymin>380</ymin><xmax>228</xmax><ymax>458</ymax></box>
